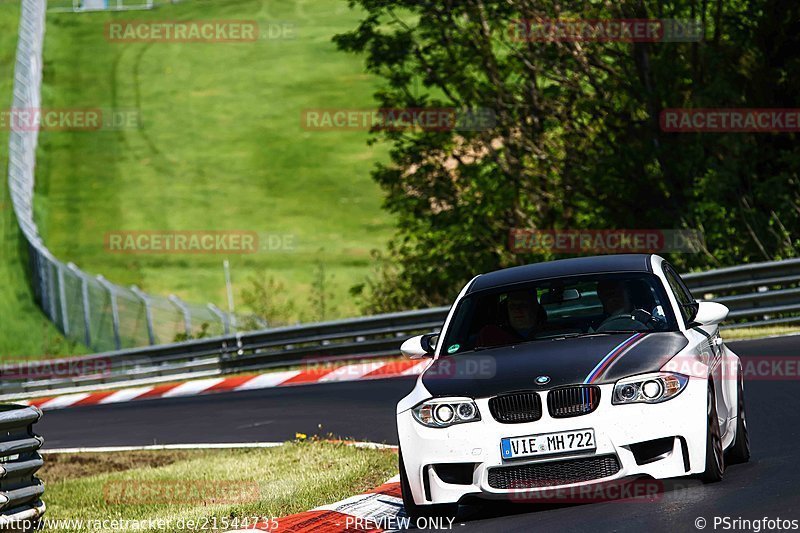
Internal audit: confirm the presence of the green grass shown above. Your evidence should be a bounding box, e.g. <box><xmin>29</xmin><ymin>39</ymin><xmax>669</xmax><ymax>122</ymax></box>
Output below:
<box><xmin>0</xmin><ymin>2</ymin><xmax>87</xmax><ymax>360</ymax></box>
<box><xmin>40</xmin><ymin>442</ymin><xmax>398</xmax><ymax>532</ymax></box>
<box><xmin>722</xmin><ymin>325</ymin><xmax>800</xmax><ymax>341</ymax></box>
<box><xmin>0</xmin><ymin>0</ymin><xmax>395</xmax><ymax>359</ymax></box>
<box><xmin>33</xmin><ymin>0</ymin><xmax>393</xmax><ymax>329</ymax></box>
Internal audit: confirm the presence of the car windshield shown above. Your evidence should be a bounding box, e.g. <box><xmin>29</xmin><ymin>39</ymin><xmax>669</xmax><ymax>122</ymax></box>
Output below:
<box><xmin>441</xmin><ymin>272</ymin><xmax>678</xmax><ymax>355</ymax></box>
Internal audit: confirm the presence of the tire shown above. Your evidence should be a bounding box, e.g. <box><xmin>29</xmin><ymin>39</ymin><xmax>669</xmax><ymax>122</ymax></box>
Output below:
<box><xmin>700</xmin><ymin>381</ymin><xmax>725</xmax><ymax>483</ymax></box>
<box><xmin>726</xmin><ymin>365</ymin><xmax>751</xmax><ymax>465</ymax></box>
<box><xmin>399</xmin><ymin>449</ymin><xmax>458</xmax><ymax>521</ymax></box>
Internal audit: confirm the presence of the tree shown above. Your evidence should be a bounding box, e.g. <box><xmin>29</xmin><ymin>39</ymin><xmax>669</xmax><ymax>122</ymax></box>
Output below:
<box><xmin>336</xmin><ymin>0</ymin><xmax>799</xmax><ymax>312</ymax></box>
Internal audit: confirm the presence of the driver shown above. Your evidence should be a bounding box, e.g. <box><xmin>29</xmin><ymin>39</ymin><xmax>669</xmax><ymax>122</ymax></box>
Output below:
<box><xmin>597</xmin><ymin>280</ymin><xmax>631</xmax><ymax>316</ymax></box>
<box><xmin>595</xmin><ymin>280</ymin><xmax>643</xmax><ymax>332</ymax></box>
<box><xmin>476</xmin><ymin>290</ymin><xmax>544</xmax><ymax>347</ymax></box>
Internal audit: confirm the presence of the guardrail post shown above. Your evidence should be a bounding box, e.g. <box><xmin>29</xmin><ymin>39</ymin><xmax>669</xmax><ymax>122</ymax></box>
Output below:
<box><xmin>208</xmin><ymin>303</ymin><xmax>230</xmax><ymax>335</ymax></box>
<box><xmin>131</xmin><ymin>286</ymin><xmax>156</xmax><ymax>345</ymax></box>
<box><xmin>45</xmin><ymin>256</ymin><xmax>57</xmax><ymax>321</ymax></box>
<box><xmin>169</xmin><ymin>294</ymin><xmax>192</xmax><ymax>338</ymax></box>
<box><xmin>97</xmin><ymin>275</ymin><xmax>122</xmax><ymax>351</ymax></box>
<box><xmin>57</xmin><ymin>263</ymin><xmax>69</xmax><ymax>336</ymax></box>
<box><xmin>68</xmin><ymin>263</ymin><xmax>92</xmax><ymax>347</ymax></box>
<box><xmin>81</xmin><ymin>278</ymin><xmax>91</xmax><ymax>347</ymax></box>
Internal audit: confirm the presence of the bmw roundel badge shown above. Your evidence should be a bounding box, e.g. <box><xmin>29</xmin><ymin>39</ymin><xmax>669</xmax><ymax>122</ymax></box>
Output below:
<box><xmin>535</xmin><ymin>375</ymin><xmax>551</xmax><ymax>385</ymax></box>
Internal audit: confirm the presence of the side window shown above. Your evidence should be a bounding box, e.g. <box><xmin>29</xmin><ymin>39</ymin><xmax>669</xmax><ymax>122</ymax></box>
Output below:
<box><xmin>663</xmin><ymin>264</ymin><xmax>696</xmax><ymax>325</ymax></box>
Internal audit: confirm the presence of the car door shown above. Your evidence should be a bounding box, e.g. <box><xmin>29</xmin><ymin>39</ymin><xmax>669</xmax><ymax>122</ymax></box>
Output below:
<box><xmin>663</xmin><ymin>263</ymin><xmax>731</xmax><ymax>430</ymax></box>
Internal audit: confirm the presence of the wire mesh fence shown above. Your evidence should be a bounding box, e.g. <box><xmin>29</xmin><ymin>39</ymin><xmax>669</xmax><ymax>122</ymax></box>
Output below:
<box><xmin>7</xmin><ymin>0</ymin><xmax>236</xmax><ymax>353</ymax></box>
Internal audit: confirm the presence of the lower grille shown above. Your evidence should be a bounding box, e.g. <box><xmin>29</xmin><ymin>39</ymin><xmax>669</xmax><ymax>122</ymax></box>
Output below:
<box><xmin>547</xmin><ymin>386</ymin><xmax>601</xmax><ymax>418</ymax></box>
<box><xmin>488</xmin><ymin>455</ymin><xmax>620</xmax><ymax>489</ymax></box>
<box><xmin>489</xmin><ymin>392</ymin><xmax>542</xmax><ymax>424</ymax></box>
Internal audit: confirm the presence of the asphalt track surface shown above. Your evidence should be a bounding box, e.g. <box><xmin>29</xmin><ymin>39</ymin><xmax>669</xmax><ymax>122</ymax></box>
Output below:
<box><xmin>40</xmin><ymin>335</ymin><xmax>800</xmax><ymax>531</ymax></box>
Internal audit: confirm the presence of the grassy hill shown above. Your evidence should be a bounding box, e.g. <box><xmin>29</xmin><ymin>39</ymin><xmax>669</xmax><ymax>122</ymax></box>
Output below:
<box><xmin>29</xmin><ymin>1</ymin><xmax>392</xmax><ymax>334</ymax></box>
<box><xmin>0</xmin><ymin>0</ymin><xmax>395</xmax><ymax>359</ymax></box>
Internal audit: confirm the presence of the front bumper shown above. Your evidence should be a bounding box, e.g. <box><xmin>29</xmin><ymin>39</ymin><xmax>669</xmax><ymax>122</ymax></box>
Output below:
<box><xmin>397</xmin><ymin>377</ymin><xmax>707</xmax><ymax>506</ymax></box>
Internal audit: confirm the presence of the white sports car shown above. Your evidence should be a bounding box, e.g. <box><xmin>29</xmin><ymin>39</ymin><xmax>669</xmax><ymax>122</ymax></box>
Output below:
<box><xmin>397</xmin><ymin>254</ymin><xmax>750</xmax><ymax>519</ymax></box>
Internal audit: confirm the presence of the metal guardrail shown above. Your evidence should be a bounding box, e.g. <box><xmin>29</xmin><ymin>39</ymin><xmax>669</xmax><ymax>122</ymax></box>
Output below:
<box><xmin>0</xmin><ymin>405</ymin><xmax>45</xmax><ymax>528</ymax></box>
<box><xmin>684</xmin><ymin>258</ymin><xmax>800</xmax><ymax>328</ymax></box>
<box><xmin>0</xmin><ymin>308</ymin><xmax>449</xmax><ymax>398</ymax></box>
<box><xmin>0</xmin><ymin>258</ymin><xmax>798</xmax><ymax>400</ymax></box>
<box><xmin>683</xmin><ymin>258</ymin><xmax>800</xmax><ymax>292</ymax></box>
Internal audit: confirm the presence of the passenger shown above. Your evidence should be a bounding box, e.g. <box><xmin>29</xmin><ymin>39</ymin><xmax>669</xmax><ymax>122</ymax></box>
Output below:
<box><xmin>476</xmin><ymin>290</ymin><xmax>545</xmax><ymax>347</ymax></box>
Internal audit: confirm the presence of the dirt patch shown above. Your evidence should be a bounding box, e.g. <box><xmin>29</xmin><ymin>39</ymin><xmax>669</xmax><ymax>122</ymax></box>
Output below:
<box><xmin>39</xmin><ymin>451</ymin><xmax>195</xmax><ymax>483</ymax></box>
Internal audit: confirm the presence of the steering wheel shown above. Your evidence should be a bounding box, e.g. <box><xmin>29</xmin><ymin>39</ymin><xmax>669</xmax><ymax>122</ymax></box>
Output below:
<box><xmin>596</xmin><ymin>308</ymin><xmax>660</xmax><ymax>332</ymax></box>
<box><xmin>630</xmin><ymin>308</ymin><xmax>655</xmax><ymax>325</ymax></box>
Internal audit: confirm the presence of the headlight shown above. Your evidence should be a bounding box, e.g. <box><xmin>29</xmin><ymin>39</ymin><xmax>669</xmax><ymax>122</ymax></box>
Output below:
<box><xmin>412</xmin><ymin>398</ymin><xmax>481</xmax><ymax>428</ymax></box>
<box><xmin>612</xmin><ymin>373</ymin><xmax>688</xmax><ymax>405</ymax></box>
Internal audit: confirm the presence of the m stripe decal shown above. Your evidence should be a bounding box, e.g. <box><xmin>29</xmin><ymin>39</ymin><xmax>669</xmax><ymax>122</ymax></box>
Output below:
<box><xmin>584</xmin><ymin>333</ymin><xmax>647</xmax><ymax>384</ymax></box>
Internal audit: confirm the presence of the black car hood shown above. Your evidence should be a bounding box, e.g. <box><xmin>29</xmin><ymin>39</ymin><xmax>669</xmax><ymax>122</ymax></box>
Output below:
<box><xmin>422</xmin><ymin>332</ymin><xmax>688</xmax><ymax>399</ymax></box>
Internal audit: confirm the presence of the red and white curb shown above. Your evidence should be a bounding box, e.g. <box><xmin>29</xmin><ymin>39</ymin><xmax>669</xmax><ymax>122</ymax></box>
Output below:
<box><xmin>16</xmin><ymin>359</ymin><xmax>427</xmax><ymax>412</ymax></box>
<box><xmin>240</xmin><ymin>475</ymin><xmax>407</xmax><ymax>533</ymax></box>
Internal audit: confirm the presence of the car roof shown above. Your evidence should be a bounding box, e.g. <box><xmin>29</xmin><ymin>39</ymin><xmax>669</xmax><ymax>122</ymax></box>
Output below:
<box><xmin>468</xmin><ymin>254</ymin><xmax>655</xmax><ymax>293</ymax></box>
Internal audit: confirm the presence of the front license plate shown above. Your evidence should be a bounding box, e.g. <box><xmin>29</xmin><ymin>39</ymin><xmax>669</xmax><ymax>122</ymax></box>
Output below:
<box><xmin>501</xmin><ymin>429</ymin><xmax>596</xmax><ymax>460</ymax></box>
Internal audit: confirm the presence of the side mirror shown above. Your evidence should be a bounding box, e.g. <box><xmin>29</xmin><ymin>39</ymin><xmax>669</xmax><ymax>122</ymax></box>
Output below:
<box><xmin>692</xmin><ymin>301</ymin><xmax>729</xmax><ymax>327</ymax></box>
<box><xmin>400</xmin><ymin>333</ymin><xmax>438</xmax><ymax>359</ymax></box>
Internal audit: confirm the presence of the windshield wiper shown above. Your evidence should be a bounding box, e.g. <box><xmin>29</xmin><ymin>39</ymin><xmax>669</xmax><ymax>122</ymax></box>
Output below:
<box><xmin>463</xmin><ymin>337</ymin><xmax>548</xmax><ymax>352</ymax></box>
<box><xmin>540</xmin><ymin>330</ymin><xmax>654</xmax><ymax>340</ymax></box>
<box><xmin>510</xmin><ymin>338</ymin><xmax>549</xmax><ymax>347</ymax></box>
<box><xmin>539</xmin><ymin>332</ymin><xmax>610</xmax><ymax>340</ymax></box>
<box><xmin>592</xmin><ymin>329</ymin><xmax>649</xmax><ymax>334</ymax></box>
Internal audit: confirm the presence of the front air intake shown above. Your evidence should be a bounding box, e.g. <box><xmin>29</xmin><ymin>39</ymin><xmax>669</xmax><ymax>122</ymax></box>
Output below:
<box><xmin>547</xmin><ymin>386</ymin><xmax>601</xmax><ymax>418</ymax></box>
<box><xmin>489</xmin><ymin>392</ymin><xmax>542</xmax><ymax>424</ymax></box>
<box><xmin>488</xmin><ymin>454</ymin><xmax>620</xmax><ymax>489</ymax></box>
